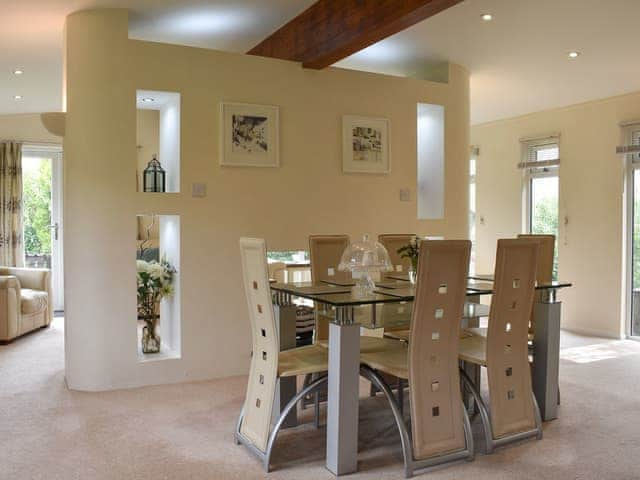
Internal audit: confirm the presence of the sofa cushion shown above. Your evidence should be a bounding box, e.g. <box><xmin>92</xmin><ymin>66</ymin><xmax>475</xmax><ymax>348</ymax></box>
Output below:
<box><xmin>21</xmin><ymin>289</ymin><xmax>48</xmax><ymax>315</ymax></box>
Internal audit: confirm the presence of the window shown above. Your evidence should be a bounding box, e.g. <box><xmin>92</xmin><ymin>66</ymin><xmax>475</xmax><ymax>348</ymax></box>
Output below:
<box><xmin>624</xmin><ymin>126</ymin><xmax>640</xmax><ymax>337</ymax></box>
<box><xmin>469</xmin><ymin>147</ymin><xmax>478</xmax><ymax>273</ymax></box>
<box><xmin>521</xmin><ymin>137</ymin><xmax>560</xmax><ymax>278</ymax></box>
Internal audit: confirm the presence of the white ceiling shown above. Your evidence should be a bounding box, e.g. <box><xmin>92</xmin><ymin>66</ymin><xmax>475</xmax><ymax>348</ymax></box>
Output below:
<box><xmin>2</xmin><ymin>0</ymin><xmax>640</xmax><ymax>124</ymax></box>
<box><xmin>337</xmin><ymin>0</ymin><xmax>640</xmax><ymax>124</ymax></box>
<box><xmin>0</xmin><ymin>0</ymin><xmax>314</xmax><ymax>115</ymax></box>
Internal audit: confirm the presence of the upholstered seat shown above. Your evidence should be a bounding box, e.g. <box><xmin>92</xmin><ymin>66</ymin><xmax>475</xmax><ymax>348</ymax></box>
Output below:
<box><xmin>278</xmin><ymin>344</ymin><xmax>328</xmax><ymax>377</ymax></box>
<box><xmin>21</xmin><ymin>289</ymin><xmax>48</xmax><ymax>315</ymax></box>
<box><xmin>383</xmin><ymin>329</ymin><xmax>410</xmax><ymax>342</ymax></box>
<box><xmin>0</xmin><ymin>268</ymin><xmax>52</xmax><ymax>343</ymax></box>
<box><xmin>360</xmin><ymin>340</ymin><xmax>409</xmax><ymax>379</ymax></box>
<box><xmin>458</xmin><ymin>333</ymin><xmax>488</xmax><ymax>366</ymax></box>
<box><xmin>317</xmin><ymin>335</ymin><xmax>398</xmax><ymax>353</ymax></box>
<box><xmin>466</xmin><ymin>326</ymin><xmax>536</xmax><ymax>344</ymax></box>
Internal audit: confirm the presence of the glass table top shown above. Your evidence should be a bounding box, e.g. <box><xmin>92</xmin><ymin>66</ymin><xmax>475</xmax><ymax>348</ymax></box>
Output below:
<box><xmin>271</xmin><ymin>277</ymin><xmax>571</xmax><ymax>307</ymax></box>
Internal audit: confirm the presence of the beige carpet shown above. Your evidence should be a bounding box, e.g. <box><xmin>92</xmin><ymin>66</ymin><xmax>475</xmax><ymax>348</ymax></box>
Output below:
<box><xmin>2</xmin><ymin>319</ymin><xmax>640</xmax><ymax>480</ymax></box>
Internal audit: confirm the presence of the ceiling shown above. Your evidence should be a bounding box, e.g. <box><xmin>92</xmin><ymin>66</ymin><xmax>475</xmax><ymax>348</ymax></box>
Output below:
<box><xmin>2</xmin><ymin>0</ymin><xmax>640</xmax><ymax>124</ymax></box>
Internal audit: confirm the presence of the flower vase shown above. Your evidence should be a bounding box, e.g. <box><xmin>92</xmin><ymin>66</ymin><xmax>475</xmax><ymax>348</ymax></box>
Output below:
<box><xmin>408</xmin><ymin>269</ymin><xmax>417</xmax><ymax>284</ymax></box>
<box><xmin>141</xmin><ymin>305</ymin><xmax>161</xmax><ymax>354</ymax></box>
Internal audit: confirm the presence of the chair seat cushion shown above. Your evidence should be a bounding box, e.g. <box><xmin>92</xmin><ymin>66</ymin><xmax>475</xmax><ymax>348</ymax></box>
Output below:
<box><xmin>316</xmin><ymin>336</ymin><xmax>401</xmax><ymax>353</ymax></box>
<box><xmin>21</xmin><ymin>289</ymin><xmax>48</xmax><ymax>315</ymax></box>
<box><xmin>458</xmin><ymin>332</ymin><xmax>487</xmax><ymax>366</ymax></box>
<box><xmin>278</xmin><ymin>344</ymin><xmax>328</xmax><ymax>378</ymax></box>
<box><xmin>360</xmin><ymin>342</ymin><xmax>409</xmax><ymax>379</ymax></box>
<box><xmin>384</xmin><ymin>329</ymin><xmax>410</xmax><ymax>342</ymax></box>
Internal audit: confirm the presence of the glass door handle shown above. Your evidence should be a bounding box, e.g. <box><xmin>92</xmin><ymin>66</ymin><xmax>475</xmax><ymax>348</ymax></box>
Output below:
<box><xmin>49</xmin><ymin>223</ymin><xmax>59</xmax><ymax>241</ymax></box>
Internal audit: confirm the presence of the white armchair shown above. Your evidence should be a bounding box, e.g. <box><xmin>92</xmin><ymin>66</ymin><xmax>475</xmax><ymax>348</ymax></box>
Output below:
<box><xmin>0</xmin><ymin>267</ymin><xmax>52</xmax><ymax>343</ymax></box>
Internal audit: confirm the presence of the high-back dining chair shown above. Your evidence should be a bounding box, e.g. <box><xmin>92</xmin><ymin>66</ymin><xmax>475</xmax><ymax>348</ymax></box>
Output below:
<box><xmin>235</xmin><ymin>238</ymin><xmax>330</xmax><ymax>472</ymax></box>
<box><xmin>378</xmin><ymin>234</ymin><xmax>416</xmax><ymax>277</ymax></box>
<box><xmin>309</xmin><ymin>235</ymin><xmax>351</xmax><ymax>284</ymax></box>
<box><xmin>517</xmin><ymin>233</ymin><xmax>555</xmax><ymax>340</ymax></box>
<box><xmin>378</xmin><ymin>234</ymin><xmax>417</xmax><ymax>342</ymax></box>
<box><xmin>360</xmin><ymin>240</ymin><xmax>474</xmax><ymax>477</ymax></box>
<box><xmin>459</xmin><ymin>239</ymin><xmax>543</xmax><ymax>453</ymax></box>
<box><xmin>517</xmin><ymin>234</ymin><xmax>554</xmax><ymax>284</ymax></box>
<box><xmin>309</xmin><ymin>235</ymin><xmax>350</xmax><ymax>341</ymax></box>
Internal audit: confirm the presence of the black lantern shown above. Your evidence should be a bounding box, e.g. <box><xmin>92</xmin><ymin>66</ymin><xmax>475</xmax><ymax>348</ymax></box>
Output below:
<box><xmin>143</xmin><ymin>155</ymin><xmax>166</xmax><ymax>193</ymax></box>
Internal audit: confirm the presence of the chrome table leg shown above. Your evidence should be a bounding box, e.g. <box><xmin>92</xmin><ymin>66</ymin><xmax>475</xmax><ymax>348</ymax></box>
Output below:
<box><xmin>532</xmin><ymin>290</ymin><xmax>561</xmax><ymax>421</ymax></box>
<box><xmin>326</xmin><ymin>306</ymin><xmax>360</xmax><ymax>476</ymax></box>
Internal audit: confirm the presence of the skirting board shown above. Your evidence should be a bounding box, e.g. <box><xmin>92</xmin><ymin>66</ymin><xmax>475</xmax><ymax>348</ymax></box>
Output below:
<box><xmin>561</xmin><ymin>326</ymin><xmax>623</xmax><ymax>340</ymax></box>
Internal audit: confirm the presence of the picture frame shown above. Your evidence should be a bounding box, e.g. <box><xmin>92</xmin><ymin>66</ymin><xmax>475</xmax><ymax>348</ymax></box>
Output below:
<box><xmin>220</xmin><ymin>102</ymin><xmax>279</xmax><ymax>167</ymax></box>
<box><xmin>342</xmin><ymin>115</ymin><xmax>390</xmax><ymax>174</ymax></box>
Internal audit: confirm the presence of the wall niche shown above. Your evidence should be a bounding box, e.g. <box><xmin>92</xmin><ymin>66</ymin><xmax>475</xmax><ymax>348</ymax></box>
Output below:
<box><xmin>136</xmin><ymin>90</ymin><xmax>180</xmax><ymax>193</ymax></box>
<box><xmin>136</xmin><ymin>214</ymin><xmax>181</xmax><ymax>361</ymax></box>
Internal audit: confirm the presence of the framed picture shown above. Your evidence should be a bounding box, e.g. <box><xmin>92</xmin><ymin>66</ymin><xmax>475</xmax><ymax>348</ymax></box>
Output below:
<box><xmin>220</xmin><ymin>102</ymin><xmax>279</xmax><ymax>167</ymax></box>
<box><xmin>342</xmin><ymin>115</ymin><xmax>390</xmax><ymax>174</ymax></box>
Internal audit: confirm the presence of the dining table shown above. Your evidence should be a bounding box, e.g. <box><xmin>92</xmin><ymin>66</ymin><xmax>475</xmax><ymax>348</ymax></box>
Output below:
<box><xmin>270</xmin><ymin>274</ymin><xmax>572</xmax><ymax>476</ymax></box>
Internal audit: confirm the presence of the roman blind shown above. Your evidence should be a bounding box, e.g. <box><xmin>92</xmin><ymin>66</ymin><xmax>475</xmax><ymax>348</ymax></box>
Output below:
<box><xmin>518</xmin><ymin>135</ymin><xmax>560</xmax><ymax>172</ymax></box>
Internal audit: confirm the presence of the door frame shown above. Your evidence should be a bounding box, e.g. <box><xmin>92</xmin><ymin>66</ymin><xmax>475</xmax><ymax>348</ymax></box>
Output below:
<box><xmin>21</xmin><ymin>143</ymin><xmax>64</xmax><ymax>312</ymax></box>
<box><xmin>622</xmin><ymin>124</ymin><xmax>640</xmax><ymax>340</ymax></box>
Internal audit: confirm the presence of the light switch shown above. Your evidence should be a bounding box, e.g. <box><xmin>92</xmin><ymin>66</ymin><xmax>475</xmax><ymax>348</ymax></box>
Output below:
<box><xmin>400</xmin><ymin>188</ymin><xmax>411</xmax><ymax>202</ymax></box>
<box><xmin>192</xmin><ymin>183</ymin><xmax>207</xmax><ymax>197</ymax></box>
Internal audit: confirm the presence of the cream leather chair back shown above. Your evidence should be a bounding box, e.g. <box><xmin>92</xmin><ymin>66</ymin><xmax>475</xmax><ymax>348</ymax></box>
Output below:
<box><xmin>409</xmin><ymin>240</ymin><xmax>471</xmax><ymax>459</ymax></box>
<box><xmin>309</xmin><ymin>235</ymin><xmax>351</xmax><ymax>284</ymax></box>
<box><xmin>309</xmin><ymin>235</ymin><xmax>350</xmax><ymax>341</ymax></box>
<box><xmin>378</xmin><ymin>234</ymin><xmax>415</xmax><ymax>276</ymax></box>
<box><xmin>268</xmin><ymin>262</ymin><xmax>287</xmax><ymax>284</ymax></box>
<box><xmin>517</xmin><ymin>234</ymin><xmax>554</xmax><ymax>283</ymax></box>
<box><xmin>486</xmin><ymin>239</ymin><xmax>539</xmax><ymax>438</ymax></box>
<box><xmin>239</xmin><ymin>238</ymin><xmax>279</xmax><ymax>452</ymax></box>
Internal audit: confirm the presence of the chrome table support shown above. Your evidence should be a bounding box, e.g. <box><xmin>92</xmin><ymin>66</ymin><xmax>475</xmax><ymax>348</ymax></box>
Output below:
<box><xmin>533</xmin><ymin>288</ymin><xmax>561</xmax><ymax>421</ymax></box>
<box><xmin>326</xmin><ymin>306</ymin><xmax>360</xmax><ymax>476</ymax></box>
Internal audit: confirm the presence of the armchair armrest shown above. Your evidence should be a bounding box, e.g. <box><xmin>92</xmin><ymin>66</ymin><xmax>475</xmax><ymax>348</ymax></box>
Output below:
<box><xmin>0</xmin><ymin>275</ymin><xmax>21</xmax><ymax>341</ymax></box>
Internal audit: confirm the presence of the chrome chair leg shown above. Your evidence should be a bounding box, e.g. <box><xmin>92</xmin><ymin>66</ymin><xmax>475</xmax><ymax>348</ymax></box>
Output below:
<box><xmin>398</xmin><ymin>378</ymin><xmax>405</xmax><ymax>417</ymax></box>
<box><xmin>234</xmin><ymin>406</ymin><xmax>245</xmax><ymax>445</ymax></box>
<box><xmin>314</xmin><ymin>390</ymin><xmax>321</xmax><ymax>429</ymax></box>
<box><xmin>263</xmin><ymin>375</ymin><xmax>328</xmax><ymax>472</ymax></box>
<box><xmin>531</xmin><ymin>390</ymin><xmax>543</xmax><ymax>440</ymax></box>
<box><xmin>460</xmin><ymin>367</ymin><xmax>494</xmax><ymax>454</ymax></box>
<box><xmin>360</xmin><ymin>365</ymin><xmax>413</xmax><ymax>478</ymax></box>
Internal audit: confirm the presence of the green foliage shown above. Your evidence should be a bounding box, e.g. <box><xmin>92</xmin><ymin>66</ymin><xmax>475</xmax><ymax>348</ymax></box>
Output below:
<box><xmin>266</xmin><ymin>250</ymin><xmax>309</xmax><ymax>263</ymax></box>
<box><xmin>397</xmin><ymin>236</ymin><xmax>419</xmax><ymax>271</ymax></box>
<box><xmin>23</xmin><ymin>161</ymin><xmax>52</xmax><ymax>256</ymax></box>
<box><xmin>633</xmin><ymin>197</ymin><xmax>640</xmax><ymax>289</ymax></box>
<box><xmin>532</xmin><ymin>196</ymin><xmax>559</xmax><ymax>279</ymax></box>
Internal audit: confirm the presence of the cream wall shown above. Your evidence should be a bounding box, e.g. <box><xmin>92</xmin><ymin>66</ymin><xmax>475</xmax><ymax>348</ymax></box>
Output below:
<box><xmin>0</xmin><ymin>113</ymin><xmax>60</xmax><ymax>143</ymax></box>
<box><xmin>136</xmin><ymin>109</ymin><xmax>159</xmax><ymax>192</ymax></box>
<box><xmin>64</xmin><ymin>9</ymin><xmax>470</xmax><ymax>390</ymax></box>
<box><xmin>470</xmin><ymin>92</ymin><xmax>640</xmax><ymax>339</ymax></box>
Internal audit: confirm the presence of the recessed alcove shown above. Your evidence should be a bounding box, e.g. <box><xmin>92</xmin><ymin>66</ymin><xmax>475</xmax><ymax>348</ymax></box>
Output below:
<box><xmin>136</xmin><ymin>90</ymin><xmax>180</xmax><ymax>193</ymax></box>
<box><xmin>136</xmin><ymin>214</ymin><xmax>181</xmax><ymax>361</ymax></box>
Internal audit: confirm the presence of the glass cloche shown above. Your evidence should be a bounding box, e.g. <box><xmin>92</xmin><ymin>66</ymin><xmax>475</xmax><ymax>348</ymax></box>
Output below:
<box><xmin>339</xmin><ymin>234</ymin><xmax>393</xmax><ymax>297</ymax></box>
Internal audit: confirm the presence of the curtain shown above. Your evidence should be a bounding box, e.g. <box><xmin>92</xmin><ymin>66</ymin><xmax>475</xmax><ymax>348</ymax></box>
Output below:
<box><xmin>0</xmin><ymin>142</ymin><xmax>23</xmax><ymax>267</ymax></box>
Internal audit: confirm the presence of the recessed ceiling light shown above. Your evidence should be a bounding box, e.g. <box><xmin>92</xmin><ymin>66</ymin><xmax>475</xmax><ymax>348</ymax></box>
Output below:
<box><xmin>141</xmin><ymin>97</ymin><xmax>155</xmax><ymax>103</ymax></box>
<box><xmin>13</xmin><ymin>69</ymin><xmax>23</xmax><ymax>75</ymax></box>
<box><xmin>14</xmin><ymin>95</ymin><xmax>22</xmax><ymax>100</ymax></box>
<box><xmin>568</xmin><ymin>51</ymin><xmax>581</xmax><ymax>59</ymax></box>
<box><xmin>481</xmin><ymin>13</ymin><xmax>493</xmax><ymax>21</ymax></box>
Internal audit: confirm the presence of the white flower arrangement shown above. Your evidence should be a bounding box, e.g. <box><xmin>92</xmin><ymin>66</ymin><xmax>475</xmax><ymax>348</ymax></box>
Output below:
<box><xmin>137</xmin><ymin>257</ymin><xmax>177</xmax><ymax>323</ymax></box>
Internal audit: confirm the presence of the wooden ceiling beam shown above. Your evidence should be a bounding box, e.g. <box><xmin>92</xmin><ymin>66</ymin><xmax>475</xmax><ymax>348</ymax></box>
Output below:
<box><xmin>248</xmin><ymin>0</ymin><xmax>463</xmax><ymax>69</ymax></box>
